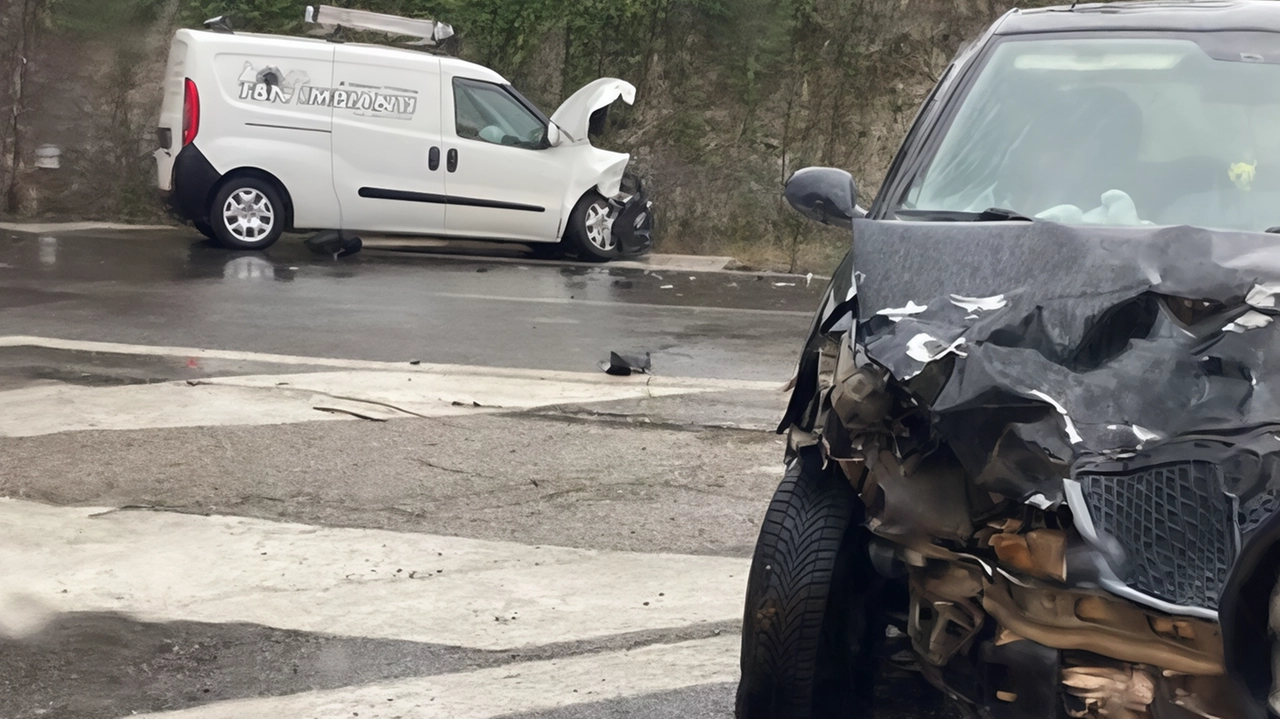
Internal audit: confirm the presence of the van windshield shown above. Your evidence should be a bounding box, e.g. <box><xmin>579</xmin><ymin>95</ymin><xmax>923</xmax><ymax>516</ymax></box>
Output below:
<box><xmin>899</xmin><ymin>33</ymin><xmax>1280</xmax><ymax>232</ymax></box>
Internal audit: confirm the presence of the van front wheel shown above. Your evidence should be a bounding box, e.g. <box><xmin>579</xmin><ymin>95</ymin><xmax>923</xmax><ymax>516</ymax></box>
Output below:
<box><xmin>211</xmin><ymin>177</ymin><xmax>285</xmax><ymax>251</ymax></box>
<box><xmin>564</xmin><ymin>192</ymin><xmax>619</xmax><ymax>262</ymax></box>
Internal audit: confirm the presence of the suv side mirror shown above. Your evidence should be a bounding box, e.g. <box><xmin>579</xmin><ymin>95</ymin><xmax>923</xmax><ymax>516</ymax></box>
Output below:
<box><xmin>546</xmin><ymin>123</ymin><xmax>563</xmax><ymax>148</ymax></box>
<box><xmin>785</xmin><ymin>167</ymin><xmax>858</xmax><ymax>227</ymax></box>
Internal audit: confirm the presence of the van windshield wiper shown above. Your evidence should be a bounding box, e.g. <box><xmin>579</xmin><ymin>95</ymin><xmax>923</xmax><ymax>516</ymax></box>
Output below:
<box><xmin>896</xmin><ymin>207</ymin><xmax>1034</xmax><ymax>222</ymax></box>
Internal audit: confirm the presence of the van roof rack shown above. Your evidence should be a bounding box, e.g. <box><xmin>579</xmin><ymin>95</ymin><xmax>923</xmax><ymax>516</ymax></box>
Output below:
<box><xmin>304</xmin><ymin>5</ymin><xmax>454</xmax><ymax>45</ymax></box>
<box><xmin>203</xmin><ymin>15</ymin><xmax>234</xmax><ymax>33</ymax></box>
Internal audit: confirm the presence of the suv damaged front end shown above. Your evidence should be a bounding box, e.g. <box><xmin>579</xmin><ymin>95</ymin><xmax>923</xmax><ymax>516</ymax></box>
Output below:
<box><xmin>772</xmin><ymin>219</ymin><xmax>1280</xmax><ymax>719</ymax></box>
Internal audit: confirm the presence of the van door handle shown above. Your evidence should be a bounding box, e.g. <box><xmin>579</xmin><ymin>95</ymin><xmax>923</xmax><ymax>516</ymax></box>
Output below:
<box><xmin>428</xmin><ymin>147</ymin><xmax>440</xmax><ymax>171</ymax></box>
<box><xmin>447</xmin><ymin>148</ymin><xmax>458</xmax><ymax>173</ymax></box>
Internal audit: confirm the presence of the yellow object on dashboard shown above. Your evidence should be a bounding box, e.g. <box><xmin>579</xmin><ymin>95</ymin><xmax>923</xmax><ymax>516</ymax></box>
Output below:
<box><xmin>1229</xmin><ymin>161</ymin><xmax>1257</xmax><ymax>191</ymax></box>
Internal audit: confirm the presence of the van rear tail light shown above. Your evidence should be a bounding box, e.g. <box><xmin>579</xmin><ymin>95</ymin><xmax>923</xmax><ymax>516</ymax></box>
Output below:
<box><xmin>182</xmin><ymin>78</ymin><xmax>200</xmax><ymax>147</ymax></box>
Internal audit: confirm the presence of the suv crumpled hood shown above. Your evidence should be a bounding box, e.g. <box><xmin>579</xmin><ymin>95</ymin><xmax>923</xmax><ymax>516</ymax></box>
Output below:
<box><xmin>791</xmin><ymin>219</ymin><xmax>1280</xmax><ymax>509</ymax></box>
<box><xmin>550</xmin><ymin>78</ymin><xmax>636</xmax><ymax>145</ymax></box>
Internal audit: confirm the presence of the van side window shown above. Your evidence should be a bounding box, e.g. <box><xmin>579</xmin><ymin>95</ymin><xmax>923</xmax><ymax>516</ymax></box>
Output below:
<box><xmin>453</xmin><ymin>78</ymin><xmax>547</xmax><ymax>150</ymax></box>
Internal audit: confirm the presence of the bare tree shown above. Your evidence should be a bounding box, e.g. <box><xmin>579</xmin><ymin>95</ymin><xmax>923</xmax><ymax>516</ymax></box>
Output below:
<box><xmin>5</xmin><ymin>0</ymin><xmax>39</xmax><ymax>214</ymax></box>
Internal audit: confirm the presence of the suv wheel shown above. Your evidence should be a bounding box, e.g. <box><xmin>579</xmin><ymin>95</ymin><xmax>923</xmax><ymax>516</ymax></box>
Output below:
<box><xmin>564</xmin><ymin>192</ymin><xmax>619</xmax><ymax>262</ymax></box>
<box><xmin>211</xmin><ymin>177</ymin><xmax>285</xmax><ymax>250</ymax></box>
<box><xmin>737</xmin><ymin>449</ymin><xmax>882</xmax><ymax>719</ymax></box>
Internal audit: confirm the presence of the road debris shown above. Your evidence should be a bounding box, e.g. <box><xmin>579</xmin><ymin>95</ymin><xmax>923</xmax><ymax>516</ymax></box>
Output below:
<box><xmin>600</xmin><ymin>351</ymin><xmax>652</xmax><ymax>376</ymax></box>
<box><xmin>304</xmin><ymin>230</ymin><xmax>363</xmax><ymax>259</ymax></box>
<box><xmin>313</xmin><ymin>405</ymin><xmax>389</xmax><ymax>422</ymax></box>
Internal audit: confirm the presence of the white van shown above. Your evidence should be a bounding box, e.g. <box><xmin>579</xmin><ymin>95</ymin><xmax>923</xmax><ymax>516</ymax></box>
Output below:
<box><xmin>154</xmin><ymin>7</ymin><xmax>652</xmax><ymax>261</ymax></box>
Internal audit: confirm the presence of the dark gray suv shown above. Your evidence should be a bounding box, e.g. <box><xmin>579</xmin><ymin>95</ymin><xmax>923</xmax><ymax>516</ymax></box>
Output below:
<box><xmin>739</xmin><ymin>3</ymin><xmax>1280</xmax><ymax>718</ymax></box>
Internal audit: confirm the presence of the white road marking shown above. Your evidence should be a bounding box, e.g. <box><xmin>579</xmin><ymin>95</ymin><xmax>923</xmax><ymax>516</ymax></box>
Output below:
<box><xmin>426</xmin><ymin>292</ymin><xmax>814</xmax><ymax>317</ymax></box>
<box><xmin>0</xmin><ymin>369</ymin><xmax>704</xmax><ymax>436</ymax></box>
<box><xmin>0</xmin><ymin>499</ymin><xmax>749</xmax><ymax>649</ymax></box>
<box><xmin>0</xmin><ymin>221</ymin><xmax>174</xmax><ymax>233</ymax></box>
<box><xmin>523</xmin><ymin>316</ymin><xmax>582</xmax><ymax>324</ymax></box>
<box><xmin>0</xmin><ymin>381</ymin><xmax>350</xmax><ymax>436</ymax></box>
<box><xmin>0</xmin><ymin>336</ymin><xmax>781</xmax><ymax>391</ymax></box>
<box><xmin>0</xmin><ymin>336</ymin><xmax>785</xmax><ymax>435</ymax></box>
<box><xmin>127</xmin><ymin>635</ymin><xmax>738</xmax><ymax>719</ymax></box>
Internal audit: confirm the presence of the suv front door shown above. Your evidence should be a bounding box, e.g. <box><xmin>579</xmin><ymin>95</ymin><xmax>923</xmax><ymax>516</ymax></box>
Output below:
<box><xmin>442</xmin><ymin>77</ymin><xmax>568</xmax><ymax>242</ymax></box>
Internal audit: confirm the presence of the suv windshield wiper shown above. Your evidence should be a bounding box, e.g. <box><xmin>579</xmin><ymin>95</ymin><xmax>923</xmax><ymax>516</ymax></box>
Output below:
<box><xmin>896</xmin><ymin>207</ymin><xmax>1034</xmax><ymax>222</ymax></box>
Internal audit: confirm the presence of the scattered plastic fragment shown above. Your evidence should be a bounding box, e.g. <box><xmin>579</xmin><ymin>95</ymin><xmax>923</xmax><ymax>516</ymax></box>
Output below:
<box><xmin>905</xmin><ymin>333</ymin><xmax>967</xmax><ymax>363</ymax></box>
<box><xmin>1027</xmin><ymin>389</ymin><xmax>1084</xmax><ymax>444</ymax></box>
<box><xmin>304</xmin><ymin>230</ymin><xmax>362</xmax><ymax>259</ymax></box>
<box><xmin>948</xmin><ymin>294</ymin><xmax>1007</xmax><ymax>312</ymax></box>
<box><xmin>600</xmin><ymin>351</ymin><xmax>651</xmax><ymax>376</ymax></box>
<box><xmin>877</xmin><ymin>301</ymin><xmax>929</xmax><ymax>321</ymax></box>
<box><xmin>1224</xmin><ymin>311</ymin><xmax>1273</xmax><ymax>333</ymax></box>
<box><xmin>1246</xmin><ymin>282</ymin><xmax>1280</xmax><ymax>308</ymax></box>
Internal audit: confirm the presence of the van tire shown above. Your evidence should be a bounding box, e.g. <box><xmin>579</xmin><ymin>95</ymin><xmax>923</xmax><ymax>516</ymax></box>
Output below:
<box><xmin>210</xmin><ymin>177</ymin><xmax>286</xmax><ymax>251</ymax></box>
<box><xmin>564</xmin><ymin>192</ymin><xmax>618</xmax><ymax>262</ymax></box>
<box><xmin>737</xmin><ymin>450</ymin><xmax>876</xmax><ymax>719</ymax></box>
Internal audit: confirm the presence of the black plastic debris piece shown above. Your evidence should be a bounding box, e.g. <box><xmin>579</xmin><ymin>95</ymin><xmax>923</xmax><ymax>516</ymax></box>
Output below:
<box><xmin>600</xmin><ymin>351</ymin><xmax>651</xmax><ymax>376</ymax></box>
<box><xmin>304</xmin><ymin>230</ymin><xmax>362</xmax><ymax>259</ymax></box>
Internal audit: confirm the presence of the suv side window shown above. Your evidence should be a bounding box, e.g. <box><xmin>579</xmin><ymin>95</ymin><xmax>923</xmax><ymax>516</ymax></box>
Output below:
<box><xmin>453</xmin><ymin>78</ymin><xmax>546</xmax><ymax>150</ymax></box>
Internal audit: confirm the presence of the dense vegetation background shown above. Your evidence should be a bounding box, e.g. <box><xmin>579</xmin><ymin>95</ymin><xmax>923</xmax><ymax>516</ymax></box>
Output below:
<box><xmin>0</xmin><ymin>0</ymin><xmax>1055</xmax><ymax>270</ymax></box>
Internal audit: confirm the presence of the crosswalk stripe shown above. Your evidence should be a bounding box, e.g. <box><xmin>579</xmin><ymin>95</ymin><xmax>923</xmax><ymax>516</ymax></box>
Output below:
<box><xmin>0</xmin><ymin>369</ymin><xmax>704</xmax><ymax>436</ymax></box>
<box><xmin>0</xmin><ymin>336</ymin><xmax>783</xmax><ymax>391</ymax></box>
<box><xmin>0</xmin><ymin>499</ymin><xmax>749</xmax><ymax>650</ymax></box>
<box><xmin>125</xmin><ymin>634</ymin><xmax>739</xmax><ymax>719</ymax></box>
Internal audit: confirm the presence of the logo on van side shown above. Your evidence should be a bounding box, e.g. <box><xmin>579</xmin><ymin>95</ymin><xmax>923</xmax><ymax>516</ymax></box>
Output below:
<box><xmin>240</xmin><ymin>82</ymin><xmax>294</xmax><ymax>103</ymax></box>
<box><xmin>297</xmin><ymin>86</ymin><xmax>417</xmax><ymax>115</ymax></box>
<box><xmin>237</xmin><ymin>62</ymin><xmax>306</xmax><ymax>104</ymax></box>
<box><xmin>235</xmin><ymin>61</ymin><xmax>417</xmax><ymax>119</ymax></box>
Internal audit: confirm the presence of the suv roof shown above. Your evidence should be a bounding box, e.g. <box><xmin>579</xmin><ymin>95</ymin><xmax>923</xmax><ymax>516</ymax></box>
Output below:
<box><xmin>997</xmin><ymin>0</ymin><xmax>1280</xmax><ymax>35</ymax></box>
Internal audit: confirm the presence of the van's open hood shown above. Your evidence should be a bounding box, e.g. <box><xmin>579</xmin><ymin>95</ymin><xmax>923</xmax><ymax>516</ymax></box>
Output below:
<box><xmin>550</xmin><ymin>78</ymin><xmax>635</xmax><ymax>145</ymax></box>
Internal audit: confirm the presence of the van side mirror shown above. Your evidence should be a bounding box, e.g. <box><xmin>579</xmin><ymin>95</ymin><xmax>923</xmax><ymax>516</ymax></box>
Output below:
<box><xmin>785</xmin><ymin>167</ymin><xmax>858</xmax><ymax>227</ymax></box>
<box><xmin>546</xmin><ymin>123</ymin><xmax>563</xmax><ymax>148</ymax></box>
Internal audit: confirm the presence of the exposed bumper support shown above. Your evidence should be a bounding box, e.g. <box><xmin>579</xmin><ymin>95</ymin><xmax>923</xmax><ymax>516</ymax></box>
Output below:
<box><xmin>609</xmin><ymin>177</ymin><xmax>653</xmax><ymax>257</ymax></box>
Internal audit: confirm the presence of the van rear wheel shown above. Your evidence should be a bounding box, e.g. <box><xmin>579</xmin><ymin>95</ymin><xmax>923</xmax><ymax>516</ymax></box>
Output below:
<box><xmin>211</xmin><ymin>177</ymin><xmax>285</xmax><ymax>251</ymax></box>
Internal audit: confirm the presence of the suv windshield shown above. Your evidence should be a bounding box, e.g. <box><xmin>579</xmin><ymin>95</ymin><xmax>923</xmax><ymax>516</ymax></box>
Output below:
<box><xmin>900</xmin><ymin>33</ymin><xmax>1280</xmax><ymax>232</ymax></box>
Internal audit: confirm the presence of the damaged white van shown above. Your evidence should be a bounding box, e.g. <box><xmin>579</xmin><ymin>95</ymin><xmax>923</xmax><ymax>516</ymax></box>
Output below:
<box><xmin>154</xmin><ymin>5</ymin><xmax>652</xmax><ymax>261</ymax></box>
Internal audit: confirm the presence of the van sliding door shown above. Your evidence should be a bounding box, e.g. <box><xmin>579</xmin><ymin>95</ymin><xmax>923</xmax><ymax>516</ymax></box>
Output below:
<box><xmin>329</xmin><ymin>46</ymin><xmax>446</xmax><ymax>234</ymax></box>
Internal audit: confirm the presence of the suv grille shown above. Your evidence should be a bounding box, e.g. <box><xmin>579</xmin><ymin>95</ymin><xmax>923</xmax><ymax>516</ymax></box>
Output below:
<box><xmin>1077</xmin><ymin>461</ymin><xmax>1237</xmax><ymax>611</ymax></box>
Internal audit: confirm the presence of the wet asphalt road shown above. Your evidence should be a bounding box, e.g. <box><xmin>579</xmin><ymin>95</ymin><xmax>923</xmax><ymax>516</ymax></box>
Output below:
<box><xmin>0</xmin><ymin>230</ymin><xmax>958</xmax><ymax>719</ymax></box>
<box><xmin>0</xmin><ymin>229</ymin><xmax>824</xmax><ymax>719</ymax></box>
<box><xmin>0</xmin><ymin>231</ymin><xmax>819</xmax><ymax>381</ymax></box>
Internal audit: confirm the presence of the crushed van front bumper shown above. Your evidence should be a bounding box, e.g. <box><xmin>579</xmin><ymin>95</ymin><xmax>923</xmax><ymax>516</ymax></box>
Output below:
<box><xmin>609</xmin><ymin>178</ymin><xmax>654</xmax><ymax>256</ymax></box>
